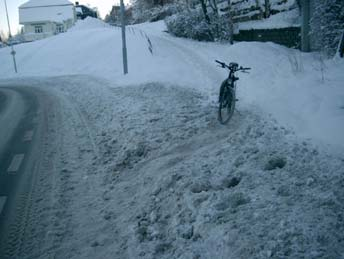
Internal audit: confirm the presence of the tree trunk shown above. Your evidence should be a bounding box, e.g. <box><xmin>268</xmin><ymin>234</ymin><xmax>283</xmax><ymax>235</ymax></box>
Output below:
<box><xmin>185</xmin><ymin>0</ymin><xmax>190</xmax><ymax>12</ymax></box>
<box><xmin>339</xmin><ymin>30</ymin><xmax>344</xmax><ymax>58</ymax></box>
<box><xmin>200</xmin><ymin>0</ymin><xmax>211</xmax><ymax>24</ymax></box>
<box><xmin>264</xmin><ymin>0</ymin><xmax>270</xmax><ymax>18</ymax></box>
<box><xmin>209</xmin><ymin>0</ymin><xmax>219</xmax><ymax>16</ymax></box>
<box><xmin>227</xmin><ymin>0</ymin><xmax>234</xmax><ymax>44</ymax></box>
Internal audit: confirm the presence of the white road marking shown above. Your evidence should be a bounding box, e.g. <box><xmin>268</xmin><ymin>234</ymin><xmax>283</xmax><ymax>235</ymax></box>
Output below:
<box><xmin>0</xmin><ymin>196</ymin><xmax>7</xmax><ymax>215</ymax></box>
<box><xmin>23</xmin><ymin>130</ymin><xmax>34</xmax><ymax>142</ymax></box>
<box><xmin>7</xmin><ymin>154</ymin><xmax>25</xmax><ymax>173</ymax></box>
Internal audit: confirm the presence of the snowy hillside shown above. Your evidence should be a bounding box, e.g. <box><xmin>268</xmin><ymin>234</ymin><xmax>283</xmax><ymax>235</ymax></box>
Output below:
<box><xmin>0</xmin><ymin>18</ymin><xmax>344</xmax><ymax>258</ymax></box>
<box><xmin>0</xmin><ymin>18</ymin><xmax>343</xmax><ymax>150</ymax></box>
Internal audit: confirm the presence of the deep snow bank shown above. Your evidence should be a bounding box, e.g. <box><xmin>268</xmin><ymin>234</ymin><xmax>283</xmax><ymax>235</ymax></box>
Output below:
<box><xmin>2</xmin><ymin>76</ymin><xmax>342</xmax><ymax>259</ymax></box>
<box><xmin>0</xmin><ymin>18</ymin><xmax>343</xmax><ymax>150</ymax></box>
<box><xmin>69</xmin><ymin>16</ymin><xmax>111</xmax><ymax>31</ymax></box>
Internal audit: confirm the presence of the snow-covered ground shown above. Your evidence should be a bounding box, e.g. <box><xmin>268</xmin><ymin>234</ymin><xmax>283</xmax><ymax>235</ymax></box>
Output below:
<box><xmin>238</xmin><ymin>8</ymin><xmax>300</xmax><ymax>30</ymax></box>
<box><xmin>0</xmin><ymin>18</ymin><xmax>344</xmax><ymax>258</ymax></box>
<box><xmin>1</xmin><ymin>18</ymin><xmax>343</xmax><ymax>150</ymax></box>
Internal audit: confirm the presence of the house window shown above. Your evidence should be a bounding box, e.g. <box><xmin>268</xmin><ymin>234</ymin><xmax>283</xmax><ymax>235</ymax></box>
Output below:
<box><xmin>34</xmin><ymin>25</ymin><xmax>43</xmax><ymax>33</ymax></box>
<box><xmin>56</xmin><ymin>24</ymin><xmax>64</xmax><ymax>33</ymax></box>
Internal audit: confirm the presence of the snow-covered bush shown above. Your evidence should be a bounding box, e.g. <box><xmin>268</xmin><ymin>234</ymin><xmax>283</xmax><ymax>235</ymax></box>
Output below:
<box><xmin>149</xmin><ymin>4</ymin><xmax>183</xmax><ymax>22</ymax></box>
<box><xmin>165</xmin><ymin>10</ymin><xmax>213</xmax><ymax>41</ymax></box>
<box><xmin>310</xmin><ymin>0</ymin><xmax>344</xmax><ymax>56</ymax></box>
<box><xmin>210</xmin><ymin>15</ymin><xmax>233</xmax><ymax>41</ymax></box>
<box><xmin>132</xmin><ymin>3</ymin><xmax>182</xmax><ymax>24</ymax></box>
<box><xmin>165</xmin><ymin>10</ymin><xmax>231</xmax><ymax>42</ymax></box>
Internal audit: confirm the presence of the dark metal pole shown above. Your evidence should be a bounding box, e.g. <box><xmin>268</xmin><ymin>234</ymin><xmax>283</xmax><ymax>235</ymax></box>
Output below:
<box><xmin>10</xmin><ymin>46</ymin><xmax>18</xmax><ymax>72</ymax></box>
<box><xmin>120</xmin><ymin>0</ymin><xmax>128</xmax><ymax>74</ymax></box>
<box><xmin>301</xmin><ymin>0</ymin><xmax>310</xmax><ymax>52</ymax></box>
<box><xmin>339</xmin><ymin>31</ymin><xmax>344</xmax><ymax>58</ymax></box>
<box><xmin>4</xmin><ymin>0</ymin><xmax>11</xmax><ymax>35</ymax></box>
<box><xmin>4</xmin><ymin>0</ymin><xmax>18</xmax><ymax>73</ymax></box>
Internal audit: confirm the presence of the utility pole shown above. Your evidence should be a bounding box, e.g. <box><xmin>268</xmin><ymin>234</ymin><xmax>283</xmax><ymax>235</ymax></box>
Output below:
<box><xmin>4</xmin><ymin>0</ymin><xmax>18</xmax><ymax>73</ymax></box>
<box><xmin>120</xmin><ymin>0</ymin><xmax>128</xmax><ymax>74</ymax></box>
<box><xmin>300</xmin><ymin>0</ymin><xmax>310</xmax><ymax>52</ymax></box>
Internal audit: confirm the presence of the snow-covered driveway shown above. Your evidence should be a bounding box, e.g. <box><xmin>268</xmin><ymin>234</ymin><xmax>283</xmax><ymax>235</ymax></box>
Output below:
<box><xmin>0</xmin><ymin>75</ymin><xmax>342</xmax><ymax>258</ymax></box>
<box><xmin>0</xmin><ymin>17</ymin><xmax>343</xmax><ymax>258</ymax></box>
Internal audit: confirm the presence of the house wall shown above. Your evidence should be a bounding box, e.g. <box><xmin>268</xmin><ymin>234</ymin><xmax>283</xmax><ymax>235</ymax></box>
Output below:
<box><xmin>23</xmin><ymin>22</ymin><xmax>55</xmax><ymax>41</ymax></box>
<box><xmin>19</xmin><ymin>5</ymin><xmax>75</xmax><ymax>24</ymax></box>
<box><xmin>23</xmin><ymin>19</ymin><xmax>74</xmax><ymax>42</ymax></box>
<box><xmin>19</xmin><ymin>2</ymin><xmax>76</xmax><ymax>42</ymax></box>
<box><xmin>64</xmin><ymin>18</ymin><xmax>75</xmax><ymax>30</ymax></box>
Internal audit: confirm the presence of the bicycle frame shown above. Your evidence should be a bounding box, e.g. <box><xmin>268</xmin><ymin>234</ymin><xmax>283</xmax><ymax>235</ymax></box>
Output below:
<box><xmin>226</xmin><ymin>69</ymin><xmax>238</xmax><ymax>87</ymax></box>
<box><xmin>215</xmin><ymin>60</ymin><xmax>251</xmax><ymax>124</ymax></box>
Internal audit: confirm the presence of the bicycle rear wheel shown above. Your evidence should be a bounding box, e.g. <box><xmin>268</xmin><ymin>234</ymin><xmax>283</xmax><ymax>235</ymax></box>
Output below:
<box><xmin>218</xmin><ymin>82</ymin><xmax>235</xmax><ymax>124</ymax></box>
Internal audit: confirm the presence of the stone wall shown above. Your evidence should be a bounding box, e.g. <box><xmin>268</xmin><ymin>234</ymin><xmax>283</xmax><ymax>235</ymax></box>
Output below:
<box><xmin>233</xmin><ymin>27</ymin><xmax>301</xmax><ymax>48</ymax></box>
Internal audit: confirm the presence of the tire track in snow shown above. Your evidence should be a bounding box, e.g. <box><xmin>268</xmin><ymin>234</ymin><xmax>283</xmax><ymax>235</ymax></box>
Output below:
<box><xmin>42</xmin><ymin>88</ymin><xmax>103</xmax><ymax>258</ymax></box>
<box><xmin>152</xmin><ymin>34</ymin><xmax>223</xmax><ymax>95</ymax></box>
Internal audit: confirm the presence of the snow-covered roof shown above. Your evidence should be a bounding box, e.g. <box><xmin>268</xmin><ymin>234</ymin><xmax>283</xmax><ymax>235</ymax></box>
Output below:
<box><xmin>19</xmin><ymin>0</ymin><xmax>73</xmax><ymax>9</ymax></box>
<box><xmin>19</xmin><ymin>0</ymin><xmax>75</xmax><ymax>24</ymax></box>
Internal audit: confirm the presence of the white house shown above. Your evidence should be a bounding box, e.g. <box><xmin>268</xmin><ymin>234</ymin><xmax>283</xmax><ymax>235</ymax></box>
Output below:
<box><xmin>19</xmin><ymin>0</ymin><xmax>76</xmax><ymax>42</ymax></box>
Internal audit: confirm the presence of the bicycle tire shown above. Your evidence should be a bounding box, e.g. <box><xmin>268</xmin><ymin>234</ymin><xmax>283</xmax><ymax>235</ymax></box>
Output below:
<box><xmin>218</xmin><ymin>81</ymin><xmax>235</xmax><ymax>124</ymax></box>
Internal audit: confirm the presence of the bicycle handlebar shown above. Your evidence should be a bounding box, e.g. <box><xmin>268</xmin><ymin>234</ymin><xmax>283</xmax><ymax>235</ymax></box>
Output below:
<box><xmin>238</xmin><ymin>67</ymin><xmax>251</xmax><ymax>71</ymax></box>
<box><xmin>215</xmin><ymin>60</ymin><xmax>251</xmax><ymax>72</ymax></box>
<box><xmin>215</xmin><ymin>60</ymin><xmax>226</xmax><ymax>68</ymax></box>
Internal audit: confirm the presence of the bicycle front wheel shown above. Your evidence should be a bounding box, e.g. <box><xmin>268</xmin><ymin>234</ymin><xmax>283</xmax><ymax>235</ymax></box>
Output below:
<box><xmin>218</xmin><ymin>83</ymin><xmax>235</xmax><ymax>124</ymax></box>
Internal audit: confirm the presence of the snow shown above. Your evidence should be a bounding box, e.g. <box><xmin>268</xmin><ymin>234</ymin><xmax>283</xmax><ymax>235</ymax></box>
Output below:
<box><xmin>69</xmin><ymin>17</ymin><xmax>110</xmax><ymax>31</ymax></box>
<box><xmin>0</xmin><ymin>17</ymin><xmax>344</xmax><ymax>258</ymax></box>
<box><xmin>238</xmin><ymin>8</ymin><xmax>301</xmax><ymax>30</ymax></box>
<box><xmin>270</xmin><ymin>0</ymin><xmax>297</xmax><ymax>11</ymax></box>
<box><xmin>1</xmin><ymin>75</ymin><xmax>343</xmax><ymax>258</ymax></box>
<box><xmin>19</xmin><ymin>0</ymin><xmax>74</xmax><ymax>24</ymax></box>
<box><xmin>1</xmin><ymin>18</ymin><xmax>342</xmax><ymax>150</ymax></box>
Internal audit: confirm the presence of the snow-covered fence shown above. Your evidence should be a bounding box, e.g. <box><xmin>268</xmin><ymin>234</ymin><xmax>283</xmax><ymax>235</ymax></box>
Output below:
<box><xmin>128</xmin><ymin>27</ymin><xmax>154</xmax><ymax>55</ymax></box>
<box><xmin>219</xmin><ymin>0</ymin><xmax>299</xmax><ymax>23</ymax></box>
<box><xmin>109</xmin><ymin>24</ymin><xmax>154</xmax><ymax>55</ymax></box>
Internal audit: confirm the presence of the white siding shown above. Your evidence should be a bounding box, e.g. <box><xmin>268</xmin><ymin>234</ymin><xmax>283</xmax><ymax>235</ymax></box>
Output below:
<box><xmin>19</xmin><ymin>0</ymin><xmax>76</xmax><ymax>42</ymax></box>
<box><xmin>23</xmin><ymin>22</ymin><xmax>55</xmax><ymax>41</ymax></box>
<box><xmin>19</xmin><ymin>5</ymin><xmax>75</xmax><ymax>24</ymax></box>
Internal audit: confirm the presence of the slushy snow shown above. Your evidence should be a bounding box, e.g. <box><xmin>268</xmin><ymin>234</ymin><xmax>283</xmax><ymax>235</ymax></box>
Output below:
<box><xmin>0</xmin><ymin>17</ymin><xmax>343</xmax><ymax>258</ymax></box>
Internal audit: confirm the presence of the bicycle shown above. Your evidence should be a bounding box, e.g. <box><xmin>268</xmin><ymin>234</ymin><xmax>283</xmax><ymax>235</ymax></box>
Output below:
<box><xmin>215</xmin><ymin>60</ymin><xmax>251</xmax><ymax>124</ymax></box>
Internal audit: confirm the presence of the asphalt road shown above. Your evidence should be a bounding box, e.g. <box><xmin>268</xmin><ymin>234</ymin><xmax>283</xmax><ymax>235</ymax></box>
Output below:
<box><xmin>0</xmin><ymin>86</ymin><xmax>46</xmax><ymax>258</ymax></box>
